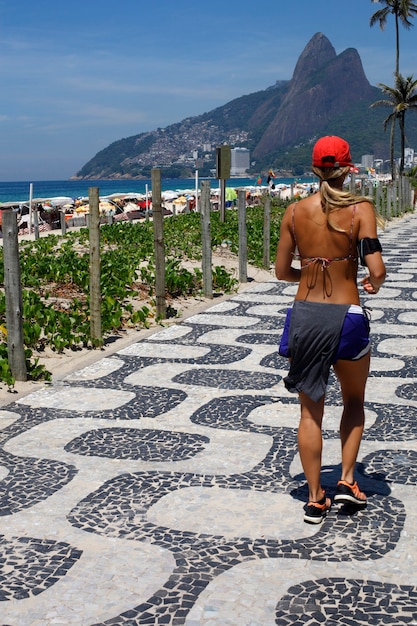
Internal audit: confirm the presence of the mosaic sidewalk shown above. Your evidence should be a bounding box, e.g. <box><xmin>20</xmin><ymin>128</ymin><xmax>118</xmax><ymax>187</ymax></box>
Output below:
<box><xmin>1</xmin><ymin>213</ymin><xmax>417</xmax><ymax>625</ymax></box>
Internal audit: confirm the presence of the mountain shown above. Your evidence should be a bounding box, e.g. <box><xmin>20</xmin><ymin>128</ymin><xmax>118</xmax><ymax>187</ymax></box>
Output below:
<box><xmin>253</xmin><ymin>33</ymin><xmax>376</xmax><ymax>157</ymax></box>
<box><xmin>73</xmin><ymin>33</ymin><xmax>417</xmax><ymax>179</ymax></box>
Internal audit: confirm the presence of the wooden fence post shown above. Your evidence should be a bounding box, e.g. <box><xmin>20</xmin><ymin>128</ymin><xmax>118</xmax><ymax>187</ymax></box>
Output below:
<box><xmin>238</xmin><ymin>189</ymin><xmax>247</xmax><ymax>283</ymax></box>
<box><xmin>402</xmin><ymin>176</ymin><xmax>412</xmax><ymax>211</ymax></box>
<box><xmin>33</xmin><ymin>208</ymin><xmax>40</xmax><ymax>240</ymax></box>
<box><xmin>407</xmin><ymin>178</ymin><xmax>411</xmax><ymax>209</ymax></box>
<box><xmin>396</xmin><ymin>178</ymin><xmax>402</xmax><ymax>214</ymax></box>
<box><xmin>2</xmin><ymin>210</ymin><xmax>27</xmax><ymax>381</ymax></box>
<box><xmin>89</xmin><ymin>187</ymin><xmax>102</xmax><ymax>347</ymax></box>
<box><xmin>152</xmin><ymin>168</ymin><xmax>167</xmax><ymax>319</ymax></box>
<box><xmin>60</xmin><ymin>211</ymin><xmax>67</xmax><ymax>235</ymax></box>
<box><xmin>263</xmin><ymin>195</ymin><xmax>271</xmax><ymax>270</ymax></box>
<box><xmin>387</xmin><ymin>185</ymin><xmax>393</xmax><ymax>219</ymax></box>
<box><xmin>394</xmin><ymin>180</ymin><xmax>399</xmax><ymax>217</ymax></box>
<box><xmin>200</xmin><ymin>180</ymin><xmax>213</xmax><ymax>298</ymax></box>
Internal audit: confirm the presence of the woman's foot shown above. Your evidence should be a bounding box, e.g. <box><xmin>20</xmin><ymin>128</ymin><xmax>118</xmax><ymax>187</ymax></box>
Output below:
<box><xmin>334</xmin><ymin>480</ymin><xmax>367</xmax><ymax>506</ymax></box>
<box><xmin>304</xmin><ymin>492</ymin><xmax>331</xmax><ymax>524</ymax></box>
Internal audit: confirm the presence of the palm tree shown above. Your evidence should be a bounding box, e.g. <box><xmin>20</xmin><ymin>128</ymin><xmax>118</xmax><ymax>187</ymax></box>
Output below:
<box><xmin>371</xmin><ymin>74</ymin><xmax>417</xmax><ymax>179</ymax></box>
<box><xmin>370</xmin><ymin>0</ymin><xmax>417</xmax><ymax>75</ymax></box>
<box><xmin>407</xmin><ymin>164</ymin><xmax>417</xmax><ymax>179</ymax></box>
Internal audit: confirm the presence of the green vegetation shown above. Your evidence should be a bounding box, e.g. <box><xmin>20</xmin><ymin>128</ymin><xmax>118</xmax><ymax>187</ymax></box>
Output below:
<box><xmin>0</xmin><ymin>200</ymin><xmax>286</xmax><ymax>387</ymax></box>
<box><xmin>77</xmin><ymin>134</ymin><xmax>155</xmax><ymax>178</ymax></box>
<box><xmin>407</xmin><ymin>165</ymin><xmax>417</xmax><ymax>189</ymax></box>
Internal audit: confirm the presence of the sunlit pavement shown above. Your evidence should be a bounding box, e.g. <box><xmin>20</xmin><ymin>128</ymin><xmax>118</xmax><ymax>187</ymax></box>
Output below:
<box><xmin>1</xmin><ymin>213</ymin><xmax>417</xmax><ymax>625</ymax></box>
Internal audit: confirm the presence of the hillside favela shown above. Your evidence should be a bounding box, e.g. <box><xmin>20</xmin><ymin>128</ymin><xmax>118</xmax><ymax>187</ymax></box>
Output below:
<box><xmin>74</xmin><ymin>32</ymin><xmax>417</xmax><ymax>184</ymax></box>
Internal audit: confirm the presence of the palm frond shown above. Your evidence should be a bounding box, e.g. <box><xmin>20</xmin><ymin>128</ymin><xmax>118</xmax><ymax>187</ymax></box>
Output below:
<box><xmin>369</xmin><ymin>6</ymin><xmax>390</xmax><ymax>28</ymax></box>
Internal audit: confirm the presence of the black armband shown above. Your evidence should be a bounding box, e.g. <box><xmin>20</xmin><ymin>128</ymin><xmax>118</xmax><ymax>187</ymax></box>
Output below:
<box><xmin>358</xmin><ymin>237</ymin><xmax>382</xmax><ymax>266</ymax></box>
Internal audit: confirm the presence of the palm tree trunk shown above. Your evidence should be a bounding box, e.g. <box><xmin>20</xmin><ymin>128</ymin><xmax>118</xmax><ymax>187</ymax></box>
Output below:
<box><xmin>395</xmin><ymin>12</ymin><xmax>400</xmax><ymax>75</ymax></box>
<box><xmin>390</xmin><ymin>117</ymin><xmax>396</xmax><ymax>181</ymax></box>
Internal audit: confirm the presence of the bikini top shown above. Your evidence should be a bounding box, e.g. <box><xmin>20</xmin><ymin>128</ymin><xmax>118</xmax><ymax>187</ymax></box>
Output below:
<box><xmin>292</xmin><ymin>204</ymin><xmax>358</xmax><ymax>270</ymax></box>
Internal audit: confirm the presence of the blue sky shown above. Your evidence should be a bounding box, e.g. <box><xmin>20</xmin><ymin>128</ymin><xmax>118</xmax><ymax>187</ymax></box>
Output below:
<box><xmin>0</xmin><ymin>0</ymin><xmax>416</xmax><ymax>181</ymax></box>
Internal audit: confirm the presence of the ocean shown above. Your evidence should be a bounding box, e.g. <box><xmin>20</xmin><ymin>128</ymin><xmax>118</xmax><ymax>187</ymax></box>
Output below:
<box><xmin>0</xmin><ymin>177</ymin><xmax>314</xmax><ymax>205</ymax></box>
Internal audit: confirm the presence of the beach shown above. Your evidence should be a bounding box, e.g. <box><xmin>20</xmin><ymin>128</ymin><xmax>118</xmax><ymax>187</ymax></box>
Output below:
<box><xmin>0</xmin><ymin>178</ymin><xmax>318</xmax><ymax>237</ymax></box>
<box><xmin>0</xmin><ymin>176</ymin><xmax>316</xmax><ymax>205</ymax></box>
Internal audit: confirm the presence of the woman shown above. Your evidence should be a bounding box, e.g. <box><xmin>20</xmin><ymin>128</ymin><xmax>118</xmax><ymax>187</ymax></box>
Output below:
<box><xmin>275</xmin><ymin>136</ymin><xmax>386</xmax><ymax>524</ymax></box>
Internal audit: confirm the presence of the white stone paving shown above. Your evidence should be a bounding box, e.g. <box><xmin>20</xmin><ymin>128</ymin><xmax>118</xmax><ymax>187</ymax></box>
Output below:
<box><xmin>1</xmin><ymin>212</ymin><xmax>417</xmax><ymax>625</ymax></box>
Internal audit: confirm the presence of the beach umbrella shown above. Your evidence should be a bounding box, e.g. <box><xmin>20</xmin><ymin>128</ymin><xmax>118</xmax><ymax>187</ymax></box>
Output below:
<box><xmin>124</xmin><ymin>202</ymin><xmax>141</xmax><ymax>213</ymax></box>
<box><xmin>75</xmin><ymin>204</ymin><xmax>89</xmax><ymax>213</ymax></box>
<box><xmin>99</xmin><ymin>201</ymin><xmax>116</xmax><ymax>214</ymax></box>
<box><xmin>75</xmin><ymin>201</ymin><xmax>116</xmax><ymax>214</ymax></box>
<box><xmin>162</xmin><ymin>190</ymin><xmax>179</xmax><ymax>200</ymax></box>
<box><xmin>49</xmin><ymin>196</ymin><xmax>75</xmax><ymax>207</ymax></box>
<box><xmin>105</xmin><ymin>193</ymin><xmax>128</xmax><ymax>200</ymax></box>
<box><xmin>123</xmin><ymin>193</ymin><xmax>146</xmax><ymax>200</ymax></box>
<box><xmin>173</xmin><ymin>195</ymin><xmax>187</xmax><ymax>204</ymax></box>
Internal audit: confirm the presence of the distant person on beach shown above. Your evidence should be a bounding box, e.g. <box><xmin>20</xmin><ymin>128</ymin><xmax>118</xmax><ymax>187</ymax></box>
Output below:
<box><xmin>275</xmin><ymin>135</ymin><xmax>386</xmax><ymax>524</ymax></box>
<box><xmin>18</xmin><ymin>205</ymin><xmax>30</xmax><ymax>231</ymax></box>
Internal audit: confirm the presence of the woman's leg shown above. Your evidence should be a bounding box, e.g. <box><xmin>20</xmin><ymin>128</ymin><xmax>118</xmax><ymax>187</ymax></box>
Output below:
<box><xmin>298</xmin><ymin>391</ymin><xmax>326</xmax><ymax>502</ymax></box>
<box><xmin>333</xmin><ymin>353</ymin><xmax>370</xmax><ymax>484</ymax></box>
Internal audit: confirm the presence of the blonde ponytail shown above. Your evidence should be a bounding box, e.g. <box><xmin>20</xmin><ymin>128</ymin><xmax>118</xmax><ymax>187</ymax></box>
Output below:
<box><xmin>312</xmin><ymin>166</ymin><xmax>385</xmax><ymax>231</ymax></box>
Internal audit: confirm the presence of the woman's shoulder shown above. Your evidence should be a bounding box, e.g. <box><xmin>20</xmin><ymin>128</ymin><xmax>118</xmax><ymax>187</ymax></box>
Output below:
<box><xmin>352</xmin><ymin>199</ymin><xmax>376</xmax><ymax>216</ymax></box>
<box><xmin>292</xmin><ymin>193</ymin><xmax>322</xmax><ymax>213</ymax></box>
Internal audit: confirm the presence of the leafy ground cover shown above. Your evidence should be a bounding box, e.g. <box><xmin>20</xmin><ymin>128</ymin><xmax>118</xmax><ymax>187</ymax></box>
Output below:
<box><xmin>0</xmin><ymin>201</ymin><xmax>286</xmax><ymax>387</ymax></box>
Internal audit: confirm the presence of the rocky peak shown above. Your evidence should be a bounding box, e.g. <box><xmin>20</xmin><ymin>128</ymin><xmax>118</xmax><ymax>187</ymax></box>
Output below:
<box><xmin>290</xmin><ymin>32</ymin><xmax>336</xmax><ymax>89</ymax></box>
<box><xmin>253</xmin><ymin>33</ymin><xmax>375</xmax><ymax>157</ymax></box>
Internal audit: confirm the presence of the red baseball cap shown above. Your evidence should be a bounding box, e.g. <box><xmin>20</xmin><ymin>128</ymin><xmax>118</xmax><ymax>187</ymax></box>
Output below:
<box><xmin>312</xmin><ymin>136</ymin><xmax>354</xmax><ymax>168</ymax></box>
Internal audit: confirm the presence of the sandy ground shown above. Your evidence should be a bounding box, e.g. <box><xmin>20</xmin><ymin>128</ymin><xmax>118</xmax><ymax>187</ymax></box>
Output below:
<box><xmin>0</xmin><ymin>248</ymin><xmax>274</xmax><ymax>407</ymax></box>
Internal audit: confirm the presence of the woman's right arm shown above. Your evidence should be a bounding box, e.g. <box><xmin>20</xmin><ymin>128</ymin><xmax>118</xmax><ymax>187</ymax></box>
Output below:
<box><xmin>275</xmin><ymin>204</ymin><xmax>301</xmax><ymax>283</ymax></box>
<box><xmin>358</xmin><ymin>202</ymin><xmax>386</xmax><ymax>294</ymax></box>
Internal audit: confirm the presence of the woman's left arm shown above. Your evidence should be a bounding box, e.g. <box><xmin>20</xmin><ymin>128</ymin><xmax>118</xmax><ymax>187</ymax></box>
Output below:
<box><xmin>275</xmin><ymin>204</ymin><xmax>301</xmax><ymax>282</ymax></box>
<box><xmin>357</xmin><ymin>202</ymin><xmax>386</xmax><ymax>294</ymax></box>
